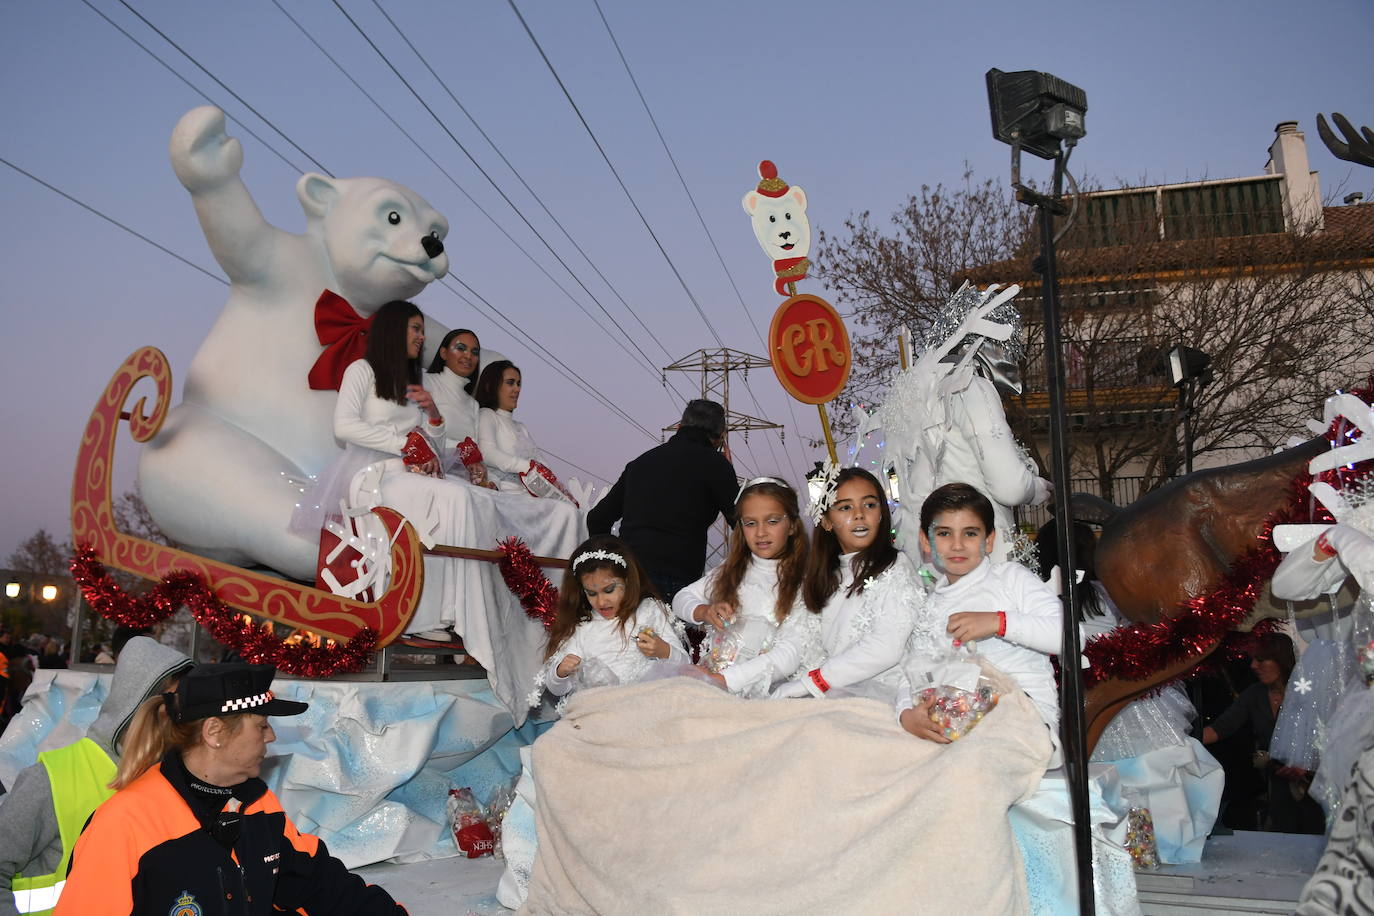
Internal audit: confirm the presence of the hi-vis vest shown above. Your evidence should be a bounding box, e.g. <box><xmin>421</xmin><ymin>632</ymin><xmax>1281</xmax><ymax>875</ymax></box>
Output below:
<box><xmin>11</xmin><ymin>739</ymin><xmax>115</xmax><ymax>915</ymax></box>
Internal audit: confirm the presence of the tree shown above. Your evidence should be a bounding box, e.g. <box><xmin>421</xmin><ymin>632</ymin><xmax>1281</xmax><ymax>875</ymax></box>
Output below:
<box><xmin>815</xmin><ymin>169</ymin><xmax>1374</xmax><ymax>497</ymax></box>
<box><xmin>6</xmin><ymin>529</ymin><xmax>72</xmax><ymax>576</ymax></box>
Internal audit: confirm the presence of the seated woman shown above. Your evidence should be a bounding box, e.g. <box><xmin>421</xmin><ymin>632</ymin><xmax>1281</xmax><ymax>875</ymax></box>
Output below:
<box><xmin>424</xmin><ymin>328</ymin><xmax>486</xmax><ymax>480</ymax></box>
<box><xmin>54</xmin><ymin>662</ymin><xmax>405</xmax><ymax>916</ymax></box>
<box><xmin>476</xmin><ymin>360</ymin><xmax>548</xmax><ymax>496</ymax></box>
<box><xmin>307</xmin><ymin>301</ymin><xmax>580</xmax><ymax>715</ymax></box>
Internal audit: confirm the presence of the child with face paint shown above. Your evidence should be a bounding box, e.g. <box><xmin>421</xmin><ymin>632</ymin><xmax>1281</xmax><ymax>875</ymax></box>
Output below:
<box><xmin>533</xmin><ymin>535</ymin><xmax>689</xmax><ymax>707</ymax></box>
<box><xmin>896</xmin><ymin>482</ymin><xmax>1063</xmax><ymax>743</ymax></box>
<box><xmin>672</xmin><ymin>477</ymin><xmax>817</xmax><ymax>696</ymax></box>
<box><xmin>771</xmin><ymin>467</ymin><xmax>930</xmax><ymax>699</ymax></box>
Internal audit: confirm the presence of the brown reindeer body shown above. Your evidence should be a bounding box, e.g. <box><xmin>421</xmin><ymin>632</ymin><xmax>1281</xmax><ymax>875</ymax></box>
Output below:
<box><xmin>1083</xmin><ymin>436</ymin><xmax>1327</xmax><ymax>750</ymax></box>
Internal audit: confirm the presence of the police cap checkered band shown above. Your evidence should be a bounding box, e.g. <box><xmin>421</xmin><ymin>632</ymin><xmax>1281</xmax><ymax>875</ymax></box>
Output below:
<box><xmin>168</xmin><ymin>662</ymin><xmax>309</xmax><ymax>723</ymax></box>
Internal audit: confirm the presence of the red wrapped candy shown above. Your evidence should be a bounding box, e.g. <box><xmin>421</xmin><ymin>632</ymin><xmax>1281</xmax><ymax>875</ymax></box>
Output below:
<box><xmin>402</xmin><ymin>428</ymin><xmax>443</xmax><ymax>478</ymax></box>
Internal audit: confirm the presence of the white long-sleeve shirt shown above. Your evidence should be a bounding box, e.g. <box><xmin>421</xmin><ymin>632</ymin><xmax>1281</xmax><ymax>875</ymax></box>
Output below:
<box><xmin>334</xmin><ymin>360</ymin><xmax>445</xmax><ymax>454</ymax></box>
<box><xmin>894</xmin><ymin>559</ymin><xmax>1062</xmax><ymax>728</ymax></box>
<box><xmin>478</xmin><ymin>408</ymin><xmax>538</xmax><ymax>492</ymax></box>
<box><xmin>1272</xmin><ymin>525</ymin><xmax>1374</xmax><ymax>600</ymax></box>
<box><xmin>672</xmin><ymin>556</ymin><xmax>816</xmax><ymax>696</ymax></box>
<box><xmin>538</xmin><ymin>598</ymin><xmax>688</xmax><ymax>699</ymax></box>
<box><xmin>425</xmin><ymin>366</ymin><xmax>481</xmax><ymax>452</ymax></box>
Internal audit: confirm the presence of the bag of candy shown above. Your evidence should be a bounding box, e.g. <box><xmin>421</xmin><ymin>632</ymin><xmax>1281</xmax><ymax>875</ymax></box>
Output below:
<box><xmin>906</xmin><ymin>648</ymin><xmax>1003</xmax><ymax>741</ymax></box>
<box><xmin>1122</xmin><ymin>788</ymin><xmax>1160</xmax><ymax>870</ymax></box>
<box><xmin>448</xmin><ymin>787</ymin><xmax>494</xmax><ymax>858</ymax></box>
<box><xmin>452</xmin><ymin>437</ymin><xmax>491</xmax><ymax>487</ymax></box>
<box><xmin>520</xmin><ymin>460</ymin><xmax>579</xmax><ymax>507</ymax></box>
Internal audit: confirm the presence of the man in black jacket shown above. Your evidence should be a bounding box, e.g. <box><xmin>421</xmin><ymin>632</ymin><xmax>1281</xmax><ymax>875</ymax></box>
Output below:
<box><xmin>588</xmin><ymin>400</ymin><xmax>737</xmax><ymax>601</ymax></box>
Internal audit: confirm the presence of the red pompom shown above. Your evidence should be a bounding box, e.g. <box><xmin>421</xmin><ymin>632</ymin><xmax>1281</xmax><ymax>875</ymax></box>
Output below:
<box><xmin>758</xmin><ymin>159</ymin><xmax>777</xmax><ymax>180</ymax></box>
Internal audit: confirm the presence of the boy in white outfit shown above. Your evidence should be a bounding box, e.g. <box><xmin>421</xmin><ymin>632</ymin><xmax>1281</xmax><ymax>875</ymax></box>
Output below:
<box><xmin>895</xmin><ymin>482</ymin><xmax>1062</xmax><ymax>746</ymax></box>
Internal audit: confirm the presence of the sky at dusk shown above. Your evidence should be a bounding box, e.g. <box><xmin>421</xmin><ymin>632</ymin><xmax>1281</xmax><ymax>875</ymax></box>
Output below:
<box><xmin>2</xmin><ymin>0</ymin><xmax>1372</xmax><ymax>561</ymax></box>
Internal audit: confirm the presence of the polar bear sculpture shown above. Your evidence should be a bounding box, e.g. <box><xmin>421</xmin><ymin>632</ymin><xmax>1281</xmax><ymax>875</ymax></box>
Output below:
<box><xmin>137</xmin><ymin>106</ymin><xmax>451</xmax><ymax>580</ymax></box>
<box><xmin>741</xmin><ymin>159</ymin><xmax>811</xmax><ymax>296</ymax></box>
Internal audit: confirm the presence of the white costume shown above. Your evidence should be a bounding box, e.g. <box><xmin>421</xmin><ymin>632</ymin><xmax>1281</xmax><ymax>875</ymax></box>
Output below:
<box><xmin>534</xmin><ymin>598</ymin><xmax>689</xmax><ymax>703</ymax></box>
<box><xmin>894</xmin><ymin>560</ymin><xmax>1062</xmax><ymax>729</ymax></box>
<box><xmin>879</xmin><ymin>283</ymin><xmax>1050</xmax><ymax>564</ymax></box>
<box><xmin>424</xmin><ymin>366</ymin><xmax>481</xmax><ymax>457</ymax></box>
<box><xmin>1271</xmin><ymin>523</ymin><xmax>1374</xmax><ymax>823</ymax></box>
<box><xmin>772</xmin><ymin>552</ymin><xmax>926</xmax><ymax>699</ymax></box>
<box><xmin>329</xmin><ymin>359</ymin><xmax>581</xmax><ymax>721</ymax></box>
<box><xmin>672</xmin><ymin>557</ymin><xmax>819</xmax><ymax>697</ymax></box>
<box><xmin>478</xmin><ymin>408</ymin><xmax>540</xmax><ymax>494</ymax></box>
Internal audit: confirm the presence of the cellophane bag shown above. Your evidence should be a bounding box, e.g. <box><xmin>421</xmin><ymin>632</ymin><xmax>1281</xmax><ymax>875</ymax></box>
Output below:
<box><xmin>572</xmin><ymin>655</ymin><xmax>621</xmax><ymax>691</ymax></box>
<box><xmin>701</xmin><ymin>616</ymin><xmax>774</xmax><ymax>674</ymax></box>
<box><xmin>454</xmin><ymin>437</ymin><xmax>490</xmax><ymax>486</ymax></box>
<box><xmin>1123</xmin><ymin>789</ymin><xmax>1160</xmax><ymax>870</ymax></box>
<box><xmin>448</xmin><ymin>787</ymin><xmax>494</xmax><ymax>858</ymax></box>
<box><xmin>908</xmin><ymin>646</ymin><xmax>1002</xmax><ymax>741</ymax></box>
<box><xmin>520</xmin><ymin>460</ymin><xmax>579</xmax><ymax>507</ymax></box>
<box><xmin>486</xmin><ymin>782</ymin><xmax>516</xmax><ymax>859</ymax></box>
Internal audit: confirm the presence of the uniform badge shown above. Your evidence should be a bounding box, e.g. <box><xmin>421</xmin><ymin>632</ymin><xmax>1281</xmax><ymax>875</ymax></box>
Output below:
<box><xmin>169</xmin><ymin>890</ymin><xmax>203</xmax><ymax>916</ymax></box>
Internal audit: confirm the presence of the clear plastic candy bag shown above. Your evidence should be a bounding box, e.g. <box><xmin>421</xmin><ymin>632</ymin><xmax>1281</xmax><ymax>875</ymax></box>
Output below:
<box><xmin>571</xmin><ymin>655</ymin><xmax>621</xmax><ymax>691</ymax></box>
<box><xmin>1123</xmin><ymin>789</ymin><xmax>1160</xmax><ymax>870</ymax></box>
<box><xmin>701</xmin><ymin>616</ymin><xmax>776</xmax><ymax>674</ymax></box>
<box><xmin>917</xmin><ymin>678</ymin><xmax>1000</xmax><ymax>740</ymax></box>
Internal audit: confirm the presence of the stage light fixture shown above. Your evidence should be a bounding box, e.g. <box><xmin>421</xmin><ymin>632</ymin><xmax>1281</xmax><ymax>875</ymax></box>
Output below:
<box><xmin>41</xmin><ymin>584</ymin><xmax>58</xmax><ymax>602</ymax></box>
<box><xmin>1167</xmin><ymin>346</ymin><xmax>1213</xmax><ymax>387</ymax></box>
<box><xmin>4</xmin><ymin>582</ymin><xmax>18</xmax><ymax>599</ymax></box>
<box><xmin>986</xmin><ymin>69</ymin><xmax>1088</xmax><ymax>160</ymax></box>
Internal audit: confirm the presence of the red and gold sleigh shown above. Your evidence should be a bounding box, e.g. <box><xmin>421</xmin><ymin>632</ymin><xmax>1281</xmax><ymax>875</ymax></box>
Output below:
<box><xmin>71</xmin><ymin>347</ymin><xmax>424</xmax><ymax>648</ymax></box>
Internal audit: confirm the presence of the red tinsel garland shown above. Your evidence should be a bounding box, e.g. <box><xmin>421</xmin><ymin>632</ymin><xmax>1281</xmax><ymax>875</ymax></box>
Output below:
<box><xmin>70</xmin><ymin>546</ymin><xmax>378</xmax><ymax>677</ymax></box>
<box><xmin>1083</xmin><ymin>380</ymin><xmax>1372</xmax><ymax>687</ymax></box>
<box><xmin>496</xmin><ymin>537</ymin><xmax>559</xmax><ymax>629</ymax></box>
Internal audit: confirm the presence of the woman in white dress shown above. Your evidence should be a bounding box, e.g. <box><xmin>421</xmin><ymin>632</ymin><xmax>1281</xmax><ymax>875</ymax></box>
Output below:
<box><xmin>328</xmin><ymin>302</ymin><xmax>581</xmax><ymax>718</ymax></box>
<box><xmin>424</xmin><ymin>328</ymin><xmax>483</xmax><ymax>454</ymax></box>
<box><xmin>476</xmin><ymin>360</ymin><xmax>543</xmax><ymax>495</ymax></box>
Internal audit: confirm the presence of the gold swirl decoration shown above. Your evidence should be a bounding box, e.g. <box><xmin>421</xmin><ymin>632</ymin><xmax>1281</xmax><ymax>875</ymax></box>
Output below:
<box><xmin>71</xmin><ymin>348</ymin><xmax>424</xmax><ymax>646</ymax></box>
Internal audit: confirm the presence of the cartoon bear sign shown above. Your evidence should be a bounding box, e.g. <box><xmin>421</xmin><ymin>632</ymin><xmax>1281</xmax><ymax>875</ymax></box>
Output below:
<box><xmin>137</xmin><ymin>106</ymin><xmax>451</xmax><ymax>580</ymax></box>
<box><xmin>741</xmin><ymin>160</ymin><xmax>811</xmax><ymax>296</ymax></box>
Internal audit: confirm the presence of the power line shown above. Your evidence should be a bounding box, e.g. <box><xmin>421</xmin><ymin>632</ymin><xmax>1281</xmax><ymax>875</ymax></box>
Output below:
<box><xmin>593</xmin><ymin>0</ymin><xmax>813</xmax><ymax>483</ymax></box>
<box><xmin>77</xmin><ymin>0</ymin><xmax>309</xmax><ymax>177</ymax></box>
<box><xmin>506</xmin><ymin>0</ymin><xmax>727</xmax><ymax>349</ymax></box>
<box><xmin>326</xmin><ymin>0</ymin><xmax>682</xmax><ymax>396</ymax></box>
<box><xmin>110</xmin><ymin>0</ymin><xmax>332</xmax><ymax>176</ymax></box>
<box><xmin>541</xmin><ymin>448</ymin><xmax>611</xmax><ymax>486</ymax></box>
<box><xmin>269</xmin><ymin>0</ymin><xmax>661</xmax><ymax>382</ymax></box>
<box><xmin>368</xmin><ymin>0</ymin><xmax>687</xmax><ymax>380</ymax></box>
<box><xmin>1</xmin><ymin>156</ymin><xmax>227</xmax><ymax>286</ymax></box>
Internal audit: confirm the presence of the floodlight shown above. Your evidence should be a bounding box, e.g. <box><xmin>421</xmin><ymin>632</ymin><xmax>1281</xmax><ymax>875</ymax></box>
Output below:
<box><xmin>986</xmin><ymin>69</ymin><xmax>1088</xmax><ymax>160</ymax></box>
<box><xmin>1166</xmin><ymin>346</ymin><xmax>1212</xmax><ymax>387</ymax></box>
<box><xmin>41</xmin><ymin>585</ymin><xmax>58</xmax><ymax>602</ymax></box>
<box><xmin>4</xmin><ymin>582</ymin><xmax>18</xmax><ymax>599</ymax></box>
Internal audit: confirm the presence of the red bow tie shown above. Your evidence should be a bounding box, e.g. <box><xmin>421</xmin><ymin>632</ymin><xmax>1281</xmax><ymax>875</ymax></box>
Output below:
<box><xmin>308</xmin><ymin>290</ymin><xmax>373</xmax><ymax>391</ymax></box>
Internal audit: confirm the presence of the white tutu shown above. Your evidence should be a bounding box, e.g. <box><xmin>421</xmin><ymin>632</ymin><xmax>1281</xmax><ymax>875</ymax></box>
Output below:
<box><xmin>1091</xmin><ymin>684</ymin><xmax>1196</xmax><ymax>763</ymax></box>
<box><xmin>1310</xmin><ymin>685</ymin><xmax>1374</xmax><ymax>824</ymax></box>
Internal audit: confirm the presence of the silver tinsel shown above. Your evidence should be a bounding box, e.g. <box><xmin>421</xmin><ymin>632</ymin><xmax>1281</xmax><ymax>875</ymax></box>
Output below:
<box><xmin>917</xmin><ymin>281</ymin><xmax>1025</xmax><ymax>366</ymax></box>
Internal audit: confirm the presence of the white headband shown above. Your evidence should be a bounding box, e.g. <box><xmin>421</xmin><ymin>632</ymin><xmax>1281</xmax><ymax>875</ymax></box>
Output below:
<box><xmin>572</xmin><ymin>548</ymin><xmax>626</xmax><ymax>570</ymax></box>
<box><xmin>735</xmin><ymin>476</ymin><xmax>790</xmax><ymax>504</ymax></box>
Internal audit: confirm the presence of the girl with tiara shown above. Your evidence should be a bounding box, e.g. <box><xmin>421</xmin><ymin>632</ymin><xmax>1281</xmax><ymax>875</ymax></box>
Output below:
<box><xmin>771</xmin><ymin>466</ymin><xmax>928</xmax><ymax>699</ymax></box>
<box><xmin>672</xmin><ymin>477</ymin><xmax>818</xmax><ymax>697</ymax></box>
<box><xmin>531</xmin><ymin>535</ymin><xmax>689</xmax><ymax>709</ymax></box>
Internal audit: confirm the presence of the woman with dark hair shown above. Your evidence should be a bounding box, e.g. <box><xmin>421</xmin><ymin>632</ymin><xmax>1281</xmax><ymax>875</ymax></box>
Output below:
<box><xmin>475</xmin><ymin>360</ymin><xmax>548</xmax><ymax>495</ymax></box>
<box><xmin>54</xmin><ymin>663</ymin><xmax>405</xmax><ymax>915</ymax></box>
<box><xmin>1203</xmin><ymin>633</ymin><xmax>1325</xmax><ymax>832</ymax></box>
<box><xmin>425</xmin><ymin>328</ymin><xmax>484</xmax><ymax>469</ymax></box>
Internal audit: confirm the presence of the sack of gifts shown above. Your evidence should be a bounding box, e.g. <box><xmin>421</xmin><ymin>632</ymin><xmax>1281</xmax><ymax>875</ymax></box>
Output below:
<box><xmin>453</xmin><ymin>437</ymin><xmax>491</xmax><ymax>487</ymax></box>
<box><xmin>520</xmin><ymin>460</ymin><xmax>579</xmax><ymax>507</ymax></box>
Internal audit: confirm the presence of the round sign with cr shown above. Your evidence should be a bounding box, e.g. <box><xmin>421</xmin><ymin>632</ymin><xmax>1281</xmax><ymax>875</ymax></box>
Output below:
<box><xmin>768</xmin><ymin>294</ymin><xmax>852</xmax><ymax>404</ymax></box>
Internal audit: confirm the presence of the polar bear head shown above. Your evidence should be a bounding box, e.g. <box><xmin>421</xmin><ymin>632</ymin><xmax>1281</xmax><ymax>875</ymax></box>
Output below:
<box><xmin>297</xmin><ymin>173</ymin><xmax>450</xmax><ymax>315</ymax></box>
<box><xmin>742</xmin><ymin>161</ymin><xmax>810</xmax><ymax>262</ymax></box>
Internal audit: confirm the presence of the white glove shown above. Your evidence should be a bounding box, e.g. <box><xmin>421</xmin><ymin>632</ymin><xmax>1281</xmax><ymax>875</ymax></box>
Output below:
<box><xmin>1031</xmin><ymin>476</ymin><xmax>1053</xmax><ymax>507</ymax></box>
<box><xmin>1324</xmin><ymin>524</ymin><xmax>1374</xmax><ymax>558</ymax></box>
<box><xmin>770</xmin><ymin>679</ymin><xmax>811</xmax><ymax>699</ymax></box>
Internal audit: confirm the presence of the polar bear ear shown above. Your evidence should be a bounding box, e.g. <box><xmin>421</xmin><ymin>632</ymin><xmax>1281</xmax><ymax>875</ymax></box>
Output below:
<box><xmin>742</xmin><ymin>190</ymin><xmax>761</xmax><ymax>215</ymax></box>
<box><xmin>296</xmin><ymin>173</ymin><xmax>339</xmax><ymax>218</ymax></box>
<box><xmin>788</xmin><ymin>186</ymin><xmax>807</xmax><ymax>210</ymax></box>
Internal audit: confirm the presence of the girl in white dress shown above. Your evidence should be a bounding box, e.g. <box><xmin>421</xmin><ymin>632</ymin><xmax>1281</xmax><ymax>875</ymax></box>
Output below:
<box><xmin>475</xmin><ymin>361</ymin><xmax>543</xmax><ymax>495</ymax></box>
<box><xmin>772</xmin><ymin>467</ymin><xmax>927</xmax><ymax>699</ymax></box>
<box><xmin>533</xmin><ymin>536</ymin><xmax>688</xmax><ymax>709</ymax></box>
<box><xmin>673</xmin><ymin>477</ymin><xmax>817</xmax><ymax>697</ymax></box>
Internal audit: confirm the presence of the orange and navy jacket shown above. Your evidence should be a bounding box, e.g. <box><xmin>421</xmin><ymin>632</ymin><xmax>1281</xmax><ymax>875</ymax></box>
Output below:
<box><xmin>53</xmin><ymin>752</ymin><xmax>406</xmax><ymax>916</ymax></box>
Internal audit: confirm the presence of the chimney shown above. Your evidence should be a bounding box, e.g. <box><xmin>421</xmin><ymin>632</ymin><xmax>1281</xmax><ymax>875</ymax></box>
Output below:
<box><xmin>1345</xmin><ymin>192</ymin><xmax>1365</xmax><ymax>205</ymax></box>
<box><xmin>1266</xmin><ymin>121</ymin><xmax>1324</xmax><ymax>233</ymax></box>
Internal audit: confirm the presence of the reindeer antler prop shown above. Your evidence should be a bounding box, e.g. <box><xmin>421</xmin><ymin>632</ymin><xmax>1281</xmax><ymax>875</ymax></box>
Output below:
<box><xmin>1317</xmin><ymin>112</ymin><xmax>1374</xmax><ymax>168</ymax></box>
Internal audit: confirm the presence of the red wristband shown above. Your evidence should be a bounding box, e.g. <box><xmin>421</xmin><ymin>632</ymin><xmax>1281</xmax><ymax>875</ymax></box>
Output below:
<box><xmin>808</xmin><ymin>668</ymin><xmax>831</xmax><ymax>694</ymax></box>
<box><xmin>1316</xmin><ymin>531</ymin><xmax>1337</xmax><ymax>558</ymax></box>
<box><xmin>996</xmin><ymin>612</ymin><xmax>1007</xmax><ymax>638</ymax></box>
<box><xmin>427</xmin><ymin>415</ymin><xmax>444</xmax><ymax>427</ymax></box>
